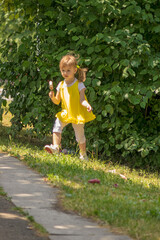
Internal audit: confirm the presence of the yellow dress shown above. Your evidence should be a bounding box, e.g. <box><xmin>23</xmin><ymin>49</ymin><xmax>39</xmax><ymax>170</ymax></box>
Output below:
<box><xmin>56</xmin><ymin>80</ymin><xmax>96</xmax><ymax>124</ymax></box>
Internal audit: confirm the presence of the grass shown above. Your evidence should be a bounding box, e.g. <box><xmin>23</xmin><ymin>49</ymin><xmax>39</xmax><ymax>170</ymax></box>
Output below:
<box><xmin>0</xmin><ymin>106</ymin><xmax>160</xmax><ymax>240</ymax></box>
<box><xmin>0</xmin><ymin>186</ymin><xmax>7</xmax><ymax>197</ymax></box>
<box><xmin>13</xmin><ymin>206</ymin><xmax>48</xmax><ymax>236</ymax></box>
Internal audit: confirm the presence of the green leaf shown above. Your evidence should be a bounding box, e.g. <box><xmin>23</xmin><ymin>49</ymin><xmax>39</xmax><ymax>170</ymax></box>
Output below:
<box><xmin>38</xmin><ymin>0</ymin><xmax>52</xmax><ymax>6</ymax></box>
<box><xmin>152</xmin><ymin>25</ymin><xmax>160</xmax><ymax>33</ymax></box>
<box><xmin>141</xmin><ymin>149</ymin><xmax>149</xmax><ymax>158</ymax></box>
<box><xmin>98</xmin><ymin>64</ymin><xmax>104</xmax><ymax>72</ymax></box>
<box><xmin>22</xmin><ymin>61</ymin><xmax>30</xmax><ymax>69</ymax></box>
<box><xmin>146</xmin><ymin>91</ymin><xmax>152</xmax><ymax>98</ymax></box>
<box><xmin>87</xmin><ymin>47</ymin><xmax>94</xmax><ymax>55</ymax></box>
<box><xmin>140</xmin><ymin>69</ymin><xmax>148</xmax><ymax>75</ymax></box>
<box><xmin>116</xmin><ymin>144</ymin><xmax>123</xmax><ymax>150</ymax></box>
<box><xmin>112</xmin><ymin>49</ymin><xmax>119</xmax><ymax>59</ymax></box>
<box><xmin>44</xmin><ymin>11</ymin><xmax>56</xmax><ymax>18</ymax></box>
<box><xmin>22</xmin><ymin>115</ymin><xmax>30</xmax><ymax>125</ymax></box>
<box><xmin>109</xmin><ymin>95</ymin><xmax>115</xmax><ymax>100</ymax></box>
<box><xmin>84</xmin><ymin>58</ymin><xmax>91</xmax><ymax>66</ymax></box>
<box><xmin>122</xmin><ymin>67</ymin><xmax>129</xmax><ymax>78</ymax></box>
<box><xmin>89</xmin><ymin>13</ymin><xmax>97</xmax><ymax>22</ymax></box>
<box><xmin>140</xmin><ymin>101</ymin><xmax>146</xmax><ymax>109</ymax></box>
<box><xmin>6</xmin><ymin>71</ymin><xmax>12</xmax><ymax>77</ymax></box>
<box><xmin>95</xmin><ymin>72</ymin><xmax>103</xmax><ymax>78</ymax></box>
<box><xmin>102</xmin><ymin>110</ymin><xmax>107</xmax><ymax>117</ymax></box>
<box><xmin>145</xmin><ymin>4</ymin><xmax>150</xmax><ymax>10</ymax></box>
<box><xmin>105</xmin><ymin>104</ymin><xmax>114</xmax><ymax>115</ymax></box>
<box><xmin>129</xmin><ymin>117</ymin><xmax>133</xmax><ymax>123</ymax></box>
<box><xmin>89</xmin><ymin>89</ymin><xmax>96</xmax><ymax>101</ymax></box>
<box><xmin>102</xmin><ymin>122</ymin><xmax>108</xmax><ymax>129</ymax></box>
<box><xmin>143</xmin><ymin>96</ymin><xmax>148</xmax><ymax>104</ymax></box>
<box><xmin>96</xmin><ymin>33</ymin><xmax>104</xmax><ymax>40</ymax></box>
<box><xmin>104</xmin><ymin>48</ymin><xmax>110</xmax><ymax>55</ymax></box>
<box><xmin>109</xmin><ymin>136</ymin><xmax>115</xmax><ymax>144</ymax></box>
<box><xmin>120</xmin><ymin>59</ymin><xmax>129</xmax><ymax>66</ymax></box>
<box><xmin>22</xmin><ymin>75</ymin><xmax>28</xmax><ymax>85</ymax></box>
<box><xmin>128</xmin><ymin>68</ymin><xmax>136</xmax><ymax>77</ymax></box>
<box><xmin>115</xmin><ymin>30</ymin><xmax>123</xmax><ymax>35</ymax></box>
<box><xmin>105</xmin><ymin>66</ymin><xmax>112</xmax><ymax>73</ymax></box>
<box><xmin>92</xmin><ymin>79</ymin><xmax>101</xmax><ymax>87</ymax></box>
<box><xmin>90</xmin><ymin>36</ymin><xmax>96</xmax><ymax>43</ymax></box>
<box><xmin>120</xmin><ymin>41</ymin><xmax>126</xmax><ymax>47</ymax></box>
<box><xmin>95</xmin><ymin>45</ymin><xmax>101</xmax><ymax>52</ymax></box>
<box><xmin>106</xmin><ymin>150</ymin><xmax>111</xmax><ymax>156</ymax></box>
<box><xmin>97</xmin><ymin>115</ymin><xmax>102</xmax><ymax>121</ymax></box>
<box><xmin>153</xmin><ymin>75</ymin><xmax>159</xmax><ymax>81</ymax></box>
<box><xmin>131</xmin><ymin>59</ymin><xmax>141</xmax><ymax>68</ymax></box>
<box><xmin>72</xmin><ymin>36</ymin><xmax>79</xmax><ymax>41</ymax></box>
<box><xmin>18</xmin><ymin>44</ymin><xmax>26</xmax><ymax>53</ymax></box>
<box><xmin>112</xmin><ymin>63</ymin><xmax>119</xmax><ymax>70</ymax></box>
<box><xmin>129</xmin><ymin>95</ymin><xmax>142</xmax><ymax>105</ymax></box>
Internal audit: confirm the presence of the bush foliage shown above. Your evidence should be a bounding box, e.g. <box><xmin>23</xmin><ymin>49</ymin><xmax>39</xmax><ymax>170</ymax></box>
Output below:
<box><xmin>0</xmin><ymin>0</ymin><xmax>160</xmax><ymax>166</ymax></box>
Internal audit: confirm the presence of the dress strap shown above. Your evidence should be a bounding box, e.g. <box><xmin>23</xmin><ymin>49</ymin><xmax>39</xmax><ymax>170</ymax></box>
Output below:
<box><xmin>59</xmin><ymin>81</ymin><xmax>64</xmax><ymax>90</ymax></box>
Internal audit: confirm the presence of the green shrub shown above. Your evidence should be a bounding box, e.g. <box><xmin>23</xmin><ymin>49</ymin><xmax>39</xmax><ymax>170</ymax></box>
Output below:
<box><xmin>0</xmin><ymin>0</ymin><xmax>160</xmax><ymax>167</ymax></box>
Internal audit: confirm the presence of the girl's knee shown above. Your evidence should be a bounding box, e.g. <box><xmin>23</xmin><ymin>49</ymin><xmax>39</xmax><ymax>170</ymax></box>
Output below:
<box><xmin>72</xmin><ymin>124</ymin><xmax>86</xmax><ymax>144</ymax></box>
<box><xmin>53</xmin><ymin>118</ymin><xmax>67</xmax><ymax>133</ymax></box>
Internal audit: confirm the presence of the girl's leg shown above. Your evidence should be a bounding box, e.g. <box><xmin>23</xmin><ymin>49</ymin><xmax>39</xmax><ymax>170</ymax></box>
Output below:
<box><xmin>79</xmin><ymin>141</ymin><xmax>87</xmax><ymax>157</ymax></box>
<box><xmin>72</xmin><ymin>123</ymin><xmax>87</xmax><ymax>158</ymax></box>
<box><xmin>52</xmin><ymin>118</ymin><xmax>68</xmax><ymax>150</ymax></box>
<box><xmin>53</xmin><ymin>132</ymin><xmax>61</xmax><ymax>149</ymax></box>
<box><xmin>45</xmin><ymin>118</ymin><xmax>67</xmax><ymax>153</ymax></box>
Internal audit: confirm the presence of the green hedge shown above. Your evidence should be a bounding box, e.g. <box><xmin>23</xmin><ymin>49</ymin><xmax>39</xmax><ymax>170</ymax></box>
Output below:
<box><xmin>0</xmin><ymin>0</ymin><xmax>160</xmax><ymax>167</ymax></box>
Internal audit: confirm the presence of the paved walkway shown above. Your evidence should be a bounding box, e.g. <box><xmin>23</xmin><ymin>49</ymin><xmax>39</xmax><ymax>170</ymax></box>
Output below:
<box><xmin>0</xmin><ymin>153</ymin><xmax>132</xmax><ymax>240</ymax></box>
<box><xmin>0</xmin><ymin>195</ymin><xmax>50</xmax><ymax>240</ymax></box>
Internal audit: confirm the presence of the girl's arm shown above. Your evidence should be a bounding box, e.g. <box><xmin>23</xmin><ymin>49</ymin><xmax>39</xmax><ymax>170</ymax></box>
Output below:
<box><xmin>79</xmin><ymin>88</ymin><xmax>92</xmax><ymax>112</ymax></box>
<box><xmin>49</xmin><ymin>90</ymin><xmax>61</xmax><ymax>105</ymax></box>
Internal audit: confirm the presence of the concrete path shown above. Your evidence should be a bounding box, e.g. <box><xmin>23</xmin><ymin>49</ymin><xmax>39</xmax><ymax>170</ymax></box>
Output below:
<box><xmin>0</xmin><ymin>153</ymin><xmax>132</xmax><ymax>240</ymax></box>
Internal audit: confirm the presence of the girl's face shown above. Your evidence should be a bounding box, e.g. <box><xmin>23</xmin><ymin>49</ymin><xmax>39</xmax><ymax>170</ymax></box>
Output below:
<box><xmin>60</xmin><ymin>65</ymin><xmax>77</xmax><ymax>82</ymax></box>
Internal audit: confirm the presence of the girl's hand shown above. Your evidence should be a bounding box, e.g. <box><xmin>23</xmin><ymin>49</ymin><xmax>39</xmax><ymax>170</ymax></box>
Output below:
<box><xmin>49</xmin><ymin>90</ymin><xmax>61</xmax><ymax>105</ymax></box>
<box><xmin>80</xmin><ymin>88</ymin><xmax>93</xmax><ymax>112</ymax></box>
<box><xmin>49</xmin><ymin>81</ymin><xmax>53</xmax><ymax>90</ymax></box>
<box><xmin>49</xmin><ymin>91</ymin><xmax>54</xmax><ymax>99</ymax></box>
<box><xmin>86</xmin><ymin>103</ymin><xmax>92</xmax><ymax>112</ymax></box>
<box><xmin>81</xmin><ymin>99</ymin><xmax>93</xmax><ymax>112</ymax></box>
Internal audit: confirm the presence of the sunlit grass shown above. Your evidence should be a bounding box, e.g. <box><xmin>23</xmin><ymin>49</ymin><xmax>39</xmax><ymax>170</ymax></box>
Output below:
<box><xmin>0</xmin><ymin>107</ymin><xmax>160</xmax><ymax>240</ymax></box>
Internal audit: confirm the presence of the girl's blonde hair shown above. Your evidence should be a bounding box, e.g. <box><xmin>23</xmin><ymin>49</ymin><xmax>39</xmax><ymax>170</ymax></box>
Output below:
<box><xmin>59</xmin><ymin>54</ymin><xmax>88</xmax><ymax>82</ymax></box>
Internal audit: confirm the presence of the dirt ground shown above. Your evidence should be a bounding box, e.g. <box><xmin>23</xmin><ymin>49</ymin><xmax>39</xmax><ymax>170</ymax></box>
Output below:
<box><xmin>0</xmin><ymin>195</ymin><xmax>50</xmax><ymax>240</ymax></box>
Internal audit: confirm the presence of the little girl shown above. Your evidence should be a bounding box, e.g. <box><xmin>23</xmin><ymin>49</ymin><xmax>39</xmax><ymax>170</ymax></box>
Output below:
<box><xmin>44</xmin><ymin>54</ymin><xmax>96</xmax><ymax>160</ymax></box>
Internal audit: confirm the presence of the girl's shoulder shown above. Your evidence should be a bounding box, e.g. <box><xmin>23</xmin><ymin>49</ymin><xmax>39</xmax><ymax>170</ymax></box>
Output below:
<box><xmin>56</xmin><ymin>81</ymin><xmax>64</xmax><ymax>92</ymax></box>
<box><xmin>78</xmin><ymin>81</ymin><xmax>86</xmax><ymax>92</ymax></box>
